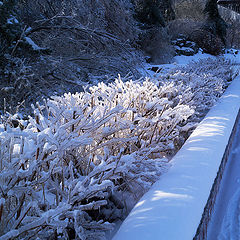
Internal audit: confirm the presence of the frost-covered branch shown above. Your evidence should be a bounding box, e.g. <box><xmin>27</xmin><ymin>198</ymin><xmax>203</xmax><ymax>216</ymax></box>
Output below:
<box><xmin>0</xmin><ymin>60</ymin><xmax>234</xmax><ymax>239</ymax></box>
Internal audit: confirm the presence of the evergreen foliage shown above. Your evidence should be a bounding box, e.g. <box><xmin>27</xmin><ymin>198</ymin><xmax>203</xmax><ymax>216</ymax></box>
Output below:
<box><xmin>133</xmin><ymin>0</ymin><xmax>166</xmax><ymax>27</ymax></box>
<box><xmin>0</xmin><ymin>0</ymin><xmax>22</xmax><ymax>63</ymax></box>
<box><xmin>133</xmin><ymin>0</ymin><xmax>175</xmax><ymax>27</ymax></box>
<box><xmin>0</xmin><ymin>0</ymin><xmax>40</xmax><ymax>71</ymax></box>
<box><xmin>204</xmin><ymin>0</ymin><xmax>227</xmax><ymax>45</ymax></box>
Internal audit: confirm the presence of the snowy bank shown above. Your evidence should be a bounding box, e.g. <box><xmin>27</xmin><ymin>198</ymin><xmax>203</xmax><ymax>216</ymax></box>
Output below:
<box><xmin>113</xmin><ymin>76</ymin><xmax>240</xmax><ymax>240</ymax></box>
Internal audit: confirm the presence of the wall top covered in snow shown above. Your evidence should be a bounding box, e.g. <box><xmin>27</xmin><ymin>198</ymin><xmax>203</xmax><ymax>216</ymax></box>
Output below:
<box><xmin>113</xmin><ymin>76</ymin><xmax>240</xmax><ymax>240</ymax></box>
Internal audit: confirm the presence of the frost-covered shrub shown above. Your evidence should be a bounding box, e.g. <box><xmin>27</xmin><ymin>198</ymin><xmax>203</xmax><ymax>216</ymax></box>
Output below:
<box><xmin>0</xmin><ymin>0</ymin><xmax>22</xmax><ymax>62</ymax></box>
<box><xmin>155</xmin><ymin>57</ymin><xmax>234</xmax><ymax>120</ymax></box>
<box><xmin>0</xmin><ymin>0</ymin><xmax>144</xmax><ymax>114</ymax></box>
<box><xmin>0</xmin><ymin>0</ymin><xmax>37</xmax><ymax>64</ymax></box>
<box><xmin>0</xmin><ymin>57</ymin><xmax>35</xmax><ymax>113</ymax></box>
<box><xmin>0</xmin><ymin>78</ymin><xmax>195</xmax><ymax>239</ymax></box>
<box><xmin>19</xmin><ymin>0</ymin><xmax>137</xmax><ymax>44</ymax></box>
<box><xmin>0</xmin><ymin>56</ymin><xmax>235</xmax><ymax>239</ymax></box>
<box><xmin>0</xmin><ymin>0</ymin><xmax>44</xmax><ymax>113</ymax></box>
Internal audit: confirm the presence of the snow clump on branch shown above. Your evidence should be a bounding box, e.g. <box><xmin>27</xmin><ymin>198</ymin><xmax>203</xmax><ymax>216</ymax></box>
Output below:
<box><xmin>0</xmin><ymin>77</ymin><xmax>195</xmax><ymax>239</ymax></box>
<box><xmin>0</xmin><ymin>57</ymin><xmax>235</xmax><ymax>239</ymax></box>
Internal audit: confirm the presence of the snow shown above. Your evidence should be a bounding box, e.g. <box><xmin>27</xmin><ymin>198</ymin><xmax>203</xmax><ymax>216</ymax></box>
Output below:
<box><xmin>173</xmin><ymin>50</ymin><xmax>215</xmax><ymax>65</ymax></box>
<box><xmin>25</xmin><ymin>37</ymin><xmax>44</xmax><ymax>51</ymax></box>
<box><xmin>7</xmin><ymin>16</ymin><xmax>19</xmax><ymax>25</ymax></box>
<box><xmin>175</xmin><ymin>46</ymin><xmax>194</xmax><ymax>52</ymax></box>
<box><xmin>113</xmin><ymin>75</ymin><xmax>240</xmax><ymax>240</ymax></box>
<box><xmin>1</xmin><ymin>48</ymin><xmax>240</xmax><ymax>239</ymax></box>
<box><xmin>219</xmin><ymin>189</ymin><xmax>240</xmax><ymax>239</ymax></box>
<box><xmin>174</xmin><ymin>49</ymin><xmax>240</xmax><ymax>65</ymax></box>
<box><xmin>0</xmin><ymin>230</ymin><xmax>19</xmax><ymax>240</ymax></box>
<box><xmin>145</xmin><ymin>49</ymin><xmax>240</xmax><ymax>78</ymax></box>
<box><xmin>207</xmin><ymin>118</ymin><xmax>240</xmax><ymax>239</ymax></box>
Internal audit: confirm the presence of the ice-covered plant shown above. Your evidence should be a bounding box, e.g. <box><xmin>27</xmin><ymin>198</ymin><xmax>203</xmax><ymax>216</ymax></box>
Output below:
<box><xmin>154</xmin><ymin>57</ymin><xmax>235</xmax><ymax>120</ymax></box>
<box><xmin>0</xmin><ymin>77</ymin><xmax>195</xmax><ymax>239</ymax></box>
<box><xmin>0</xmin><ymin>57</ymin><xmax>235</xmax><ymax>238</ymax></box>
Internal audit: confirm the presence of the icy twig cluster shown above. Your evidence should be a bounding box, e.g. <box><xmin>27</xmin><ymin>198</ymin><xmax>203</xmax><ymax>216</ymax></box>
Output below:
<box><xmin>156</xmin><ymin>57</ymin><xmax>234</xmax><ymax>120</ymax></box>
<box><xmin>0</xmin><ymin>77</ymin><xmax>195</xmax><ymax>239</ymax></box>
<box><xmin>0</xmin><ymin>58</ymin><xmax>233</xmax><ymax>239</ymax></box>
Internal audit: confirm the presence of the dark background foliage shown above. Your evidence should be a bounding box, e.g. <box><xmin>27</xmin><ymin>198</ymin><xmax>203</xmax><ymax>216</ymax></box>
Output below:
<box><xmin>0</xmin><ymin>0</ymin><xmax>233</xmax><ymax>114</ymax></box>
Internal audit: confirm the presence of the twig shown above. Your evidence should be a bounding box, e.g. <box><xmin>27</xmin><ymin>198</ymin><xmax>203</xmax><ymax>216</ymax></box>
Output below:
<box><xmin>11</xmin><ymin>26</ymin><xmax>27</xmax><ymax>57</ymax></box>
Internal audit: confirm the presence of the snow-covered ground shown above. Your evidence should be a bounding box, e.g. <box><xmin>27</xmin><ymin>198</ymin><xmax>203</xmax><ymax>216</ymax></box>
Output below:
<box><xmin>145</xmin><ymin>49</ymin><xmax>240</xmax><ymax>78</ymax></box>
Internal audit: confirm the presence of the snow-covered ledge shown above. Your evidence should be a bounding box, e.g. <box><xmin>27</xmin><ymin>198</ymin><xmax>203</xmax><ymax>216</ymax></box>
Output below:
<box><xmin>113</xmin><ymin>76</ymin><xmax>240</xmax><ymax>240</ymax></box>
